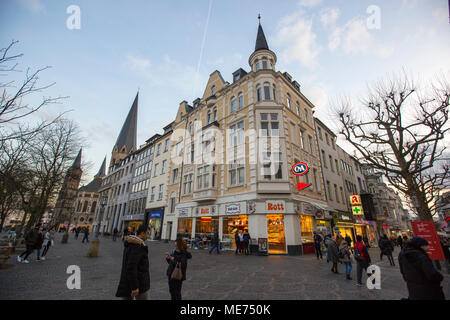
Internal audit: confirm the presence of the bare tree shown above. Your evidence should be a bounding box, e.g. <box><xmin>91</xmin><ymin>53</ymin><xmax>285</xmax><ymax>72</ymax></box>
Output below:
<box><xmin>0</xmin><ymin>40</ymin><xmax>67</xmax><ymax>142</ymax></box>
<box><xmin>336</xmin><ymin>72</ymin><xmax>449</xmax><ymax>221</ymax></box>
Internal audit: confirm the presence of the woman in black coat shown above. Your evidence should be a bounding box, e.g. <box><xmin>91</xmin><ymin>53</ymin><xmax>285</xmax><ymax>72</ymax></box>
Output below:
<box><xmin>166</xmin><ymin>238</ymin><xmax>192</xmax><ymax>300</ymax></box>
<box><xmin>379</xmin><ymin>235</ymin><xmax>395</xmax><ymax>266</ymax></box>
<box><xmin>399</xmin><ymin>237</ymin><xmax>445</xmax><ymax>300</ymax></box>
<box><xmin>116</xmin><ymin>226</ymin><xmax>150</xmax><ymax>300</ymax></box>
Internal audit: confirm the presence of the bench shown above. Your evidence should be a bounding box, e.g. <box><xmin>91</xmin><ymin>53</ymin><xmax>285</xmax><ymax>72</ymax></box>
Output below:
<box><xmin>0</xmin><ymin>246</ymin><xmax>14</xmax><ymax>269</ymax></box>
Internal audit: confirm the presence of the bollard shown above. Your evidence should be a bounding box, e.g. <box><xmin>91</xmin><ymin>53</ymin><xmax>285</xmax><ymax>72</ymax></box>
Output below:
<box><xmin>61</xmin><ymin>233</ymin><xmax>69</xmax><ymax>244</ymax></box>
<box><xmin>87</xmin><ymin>240</ymin><xmax>100</xmax><ymax>258</ymax></box>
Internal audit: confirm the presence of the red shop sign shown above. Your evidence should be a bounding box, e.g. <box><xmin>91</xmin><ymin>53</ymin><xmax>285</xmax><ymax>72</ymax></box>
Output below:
<box><xmin>411</xmin><ymin>221</ymin><xmax>445</xmax><ymax>261</ymax></box>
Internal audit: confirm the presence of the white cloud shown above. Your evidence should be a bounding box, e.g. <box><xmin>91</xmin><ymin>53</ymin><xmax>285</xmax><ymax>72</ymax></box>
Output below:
<box><xmin>320</xmin><ymin>7</ymin><xmax>340</xmax><ymax>28</ymax></box>
<box><xmin>341</xmin><ymin>18</ymin><xmax>372</xmax><ymax>54</ymax></box>
<box><xmin>303</xmin><ymin>85</ymin><xmax>328</xmax><ymax>113</ymax></box>
<box><xmin>298</xmin><ymin>0</ymin><xmax>322</xmax><ymax>8</ymax></box>
<box><xmin>272</xmin><ymin>11</ymin><xmax>322</xmax><ymax>67</ymax></box>
<box><xmin>125</xmin><ymin>55</ymin><xmax>151</xmax><ymax>71</ymax></box>
<box><xmin>16</xmin><ymin>0</ymin><xmax>43</xmax><ymax>12</ymax></box>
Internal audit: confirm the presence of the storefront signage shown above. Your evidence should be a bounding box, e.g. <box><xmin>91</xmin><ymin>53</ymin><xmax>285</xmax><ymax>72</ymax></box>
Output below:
<box><xmin>178</xmin><ymin>209</ymin><xmax>189</xmax><ymax>217</ymax></box>
<box><xmin>315</xmin><ymin>210</ymin><xmax>324</xmax><ymax>219</ymax></box>
<box><xmin>341</xmin><ymin>215</ymin><xmax>351</xmax><ymax>221</ymax></box>
<box><xmin>411</xmin><ymin>221</ymin><xmax>445</xmax><ymax>261</ymax></box>
<box><xmin>303</xmin><ymin>202</ymin><xmax>314</xmax><ymax>215</ymax></box>
<box><xmin>122</xmin><ymin>214</ymin><xmax>144</xmax><ymax>221</ymax></box>
<box><xmin>355</xmin><ymin>219</ymin><xmax>373</xmax><ymax>226</ymax></box>
<box><xmin>225</xmin><ymin>204</ymin><xmax>241</xmax><ymax>215</ymax></box>
<box><xmin>352</xmin><ymin>205</ymin><xmax>364</xmax><ymax>216</ymax></box>
<box><xmin>149</xmin><ymin>210</ymin><xmax>163</xmax><ymax>219</ymax></box>
<box><xmin>350</xmin><ymin>195</ymin><xmax>362</xmax><ymax>205</ymax></box>
<box><xmin>266</xmin><ymin>200</ymin><xmax>286</xmax><ymax>213</ymax></box>
<box><xmin>291</xmin><ymin>162</ymin><xmax>309</xmax><ymax>176</ymax></box>
<box><xmin>200</xmin><ymin>208</ymin><xmax>210</xmax><ymax>215</ymax></box>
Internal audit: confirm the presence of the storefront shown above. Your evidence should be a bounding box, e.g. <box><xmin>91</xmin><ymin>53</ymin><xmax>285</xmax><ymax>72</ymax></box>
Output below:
<box><xmin>148</xmin><ymin>209</ymin><xmax>164</xmax><ymax>240</ymax></box>
<box><xmin>299</xmin><ymin>214</ymin><xmax>314</xmax><ymax>254</ymax></box>
<box><xmin>334</xmin><ymin>213</ymin><xmax>356</xmax><ymax>242</ymax></box>
<box><xmin>267</xmin><ymin>214</ymin><xmax>286</xmax><ymax>254</ymax></box>
<box><xmin>354</xmin><ymin>219</ymin><xmax>377</xmax><ymax>246</ymax></box>
<box><xmin>222</xmin><ymin>215</ymin><xmax>248</xmax><ymax>250</ymax></box>
<box><xmin>124</xmin><ymin>220</ymin><xmax>143</xmax><ymax>233</ymax></box>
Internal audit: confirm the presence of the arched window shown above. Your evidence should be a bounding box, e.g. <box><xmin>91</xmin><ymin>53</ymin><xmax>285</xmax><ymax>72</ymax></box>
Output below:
<box><xmin>256</xmin><ymin>85</ymin><xmax>262</xmax><ymax>102</ymax></box>
<box><xmin>296</xmin><ymin>102</ymin><xmax>301</xmax><ymax>118</ymax></box>
<box><xmin>91</xmin><ymin>201</ymin><xmax>97</xmax><ymax>213</ymax></box>
<box><xmin>287</xmin><ymin>93</ymin><xmax>292</xmax><ymax>110</ymax></box>
<box><xmin>238</xmin><ymin>93</ymin><xmax>244</xmax><ymax>110</ymax></box>
<box><xmin>262</xmin><ymin>59</ymin><xmax>268</xmax><ymax>70</ymax></box>
<box><xmin>264</xmin><ymin>82</ymin><xmax>271</xmax><ymax>100</ymax></box>
<box><xmin>230</xmin><ymin>97</ymin><xmax>236</xmax><ymax>113</ymax></box>
<box><xmin>211</xmin><ymin>85</ymin><xmax>216</xmax><ymax>96</ymax></box>
<box><xmin>82</xmin><ymin>201</ymin><xmax>88</xmax><ymax>213</ymax></box>
<box><xmin>255</xmin><ymin>60</ymin><xmax>260</xmax><ymax>72</ymax></box>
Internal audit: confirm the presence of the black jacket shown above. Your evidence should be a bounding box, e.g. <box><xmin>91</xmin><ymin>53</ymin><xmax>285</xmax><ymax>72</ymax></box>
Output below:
<box><xmin>379</xmin><ymin>238</ymin><xmax>393</xmax><ymax>255</ymax></box>
<box><xmin>166</xmin><ymin>249</ymin><xmax>192</xmax><ymax>281</ymax></box>
<box><xmin>243</xmin><ymin>232</ymin><xmax>251</xmax><ymax>243</ymax></box>
<box><xmin>398</xmin><ymin>244</ymin><xmax>445</xmax><ymax>300</ymax></box>
<box><xmin>116</xmin><ymin>236</ymin><xmax>150</xmax><ymax>297</ymax></box>
<box><xmin>25</xmin><ymin>229</ymin><xmax>40</xmax><ymax>247</ymax></box>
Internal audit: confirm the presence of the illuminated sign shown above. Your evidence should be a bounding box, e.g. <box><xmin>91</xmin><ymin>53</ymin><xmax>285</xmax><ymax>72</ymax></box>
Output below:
<box><xmin>352</xmin><ymin>205</ymin><xmax>364</xmax><ymax>216</ymax></box>
<box><xmin>291</xmin><ymin>162</ymin><xmax>309</xmax><ymax>176</ymax></box>
<box><xmin>266</xmin><ymin>200</ymin><xmax>286</xmax><ymax>213</ymax></box>
<box><xmin>350</xmin><ymin>195</ymin><xmax>362</xmax><ymax>206</ymax></box>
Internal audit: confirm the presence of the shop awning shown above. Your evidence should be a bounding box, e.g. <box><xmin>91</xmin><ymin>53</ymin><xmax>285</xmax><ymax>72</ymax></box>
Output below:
<box><xmin>304</xmin><ymin>200</ymin><xmax>335</xmax><ymax>215</ymax></box>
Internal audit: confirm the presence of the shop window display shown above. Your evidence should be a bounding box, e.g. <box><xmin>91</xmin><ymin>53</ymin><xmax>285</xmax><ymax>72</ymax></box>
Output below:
<box><xmin>267</xmin><ymin>214</ymin><xmax>286</xmax><ymax>254</ymax></box>
<box><xmin>177</xmin><ymin>218</ymin><xmax>192</xmax><ymax>239</ymax></box>
<box><xmin>300</xmin><ymin>215</ymin><xmax>314</xmax><ymax>243</ymax></box>
<box><xmin>222</xmin><ymin>215</ymin><xmax>249</xmax><ymax>250</ymax></box>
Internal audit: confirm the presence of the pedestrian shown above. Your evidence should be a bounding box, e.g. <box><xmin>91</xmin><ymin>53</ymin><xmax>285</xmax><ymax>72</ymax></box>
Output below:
<box><xmin>354</xmin><ymin>235</ymin><xmax>371</xmax><ymax>286</ymax></box>
<box><xmin>328</xmin><ymin>237</ymin><xmax>340</xmax><ymax>274</ymax></box>
<box><xmin>324</xmin><ymin>234</ymin><xmax>332</xmax><ymax>263</ymax></box>
<box><xmin>75</xmin><ymin>226</ymin><xmax>81</xmax><ymax>240</ymax></box>
<box><xmin>122</xmin><ymin>227</ymin><xmax>128</xmax><ymax>241</ymax></box>
<box><xmin>113</xmin><ymin>227</ymin><xmax>118</xmax><ymax>241</ymax></box>
<box><xmin>81</xmin><ymin>227</ymin><xmax>90</xmax><ymax>243</ymax></box>
<box><xmin>313</xmin><ymin>232</ymin><xmax>323</xmax><ymax>260</ymax></box>
<box><xmin>397</xmin><ymin>235</ymin><xmax>403</xmax><ymax>248</ymax></box>
<box><xmin>339</xmin><ymin>240</ymin><xmax>353</xmax><ymax>280</ymax></box>
<box><xmin>398</xmin><ymin>236</ymin><xmax>445</xmax><ymax>300</ymax></box>
<box><xmin>209</xmin><ymin>232</ymin><xmax>220</xmax><ymax>254</ymax></box>
<box><xmin>379</xmin><ymin>234</ymin><xmax>395</xmax><ymax>266</ymax></box>
<box><xmin>345</xmin><ymin>235</ymin><xmax>352</xmax><ymax>248</ymax></box>
<box><xmin>166</xmin><ymin>237</ymin><xmax>192</xmax><ymax>300</ymax></box>
<box><xmin>363</xmin><ymin>235</ymin><xmax>370</xmax><ymax>248</ymax></box>
<box><xmin>35</xmin><ymin>227</ymin><xmax>44</xmax><ymax>261</ymax></box>
<box><xmin>402</xmin><ymin>235</ymin><xmax>409</xmax><ymax>247</ymax></box>
<box><xmin>17</xmin><ymin>224</ymin><xmax>41</xmax><ymax>264</ymax></box>
<box><xmin>115</xmin><ymin>224</ymin><xmax>150</xmax><ymax>300</ymax></box>
<box><xmin>234</xmin><ymin>231</ymin><xmax>241</xmax><ymax>255</ymax></box>
<box><xmin>41</xmin><ymin>226</ymin><xmax>55</xmax><ymax>260</ymax></box>
<box><xmin>243</xmin><ymin>230</ymin><xmax>251</xmax><ymax>255</ymax></box>
<box><xmin>238</xmin><ymin>231</ymin><xmax>245</xmax><ymax>254</ymax></box>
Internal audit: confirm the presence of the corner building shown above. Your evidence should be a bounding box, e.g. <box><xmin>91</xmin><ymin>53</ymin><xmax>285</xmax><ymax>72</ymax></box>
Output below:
<box><xmin>166</xmin><ymin>22</ymin><xmax>329</xmax><ymax>255</ymax></box>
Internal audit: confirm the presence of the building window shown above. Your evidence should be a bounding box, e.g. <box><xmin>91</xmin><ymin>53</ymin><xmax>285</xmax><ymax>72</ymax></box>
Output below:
<box><xmin>299</xmin><ymin>129</ymin><xmax>305</xmax><ymax>149</ymax></box>
<box><xmin>153</xmin><ymin>163</ymin><xmax>159</xmax><ymax>177</ymax></box>
<box><xmin>260</xmin><ymin>113</ymin><xmax>279</xmax><ymax>136</ymax></box>
<box><xmin>335</xmin><ymin>159</ymin><xmax>340</xmax><ymax>175</ymax></box>
<box><xmin>257</xmin><ymin>86</ymin><xmax>262</xmax><ymax>102</ymax></box>
<box><xmin>262</xmin><ymin>152</ymin><xmax>282</xmax><ymax>180</ymax></box>
<box><xmin>286</xmin><ymin>93</ymin><xmax>292</xmax><ymax>110</ymax></box>
<box><xmin>304</xmin><ymin>108</ymin><xmax>309</xmax><ymax>124</ymax></box>
<box><xmin>213</xmin><ymin>108</ymin><xmax>217</xmax><ymax>121</ymax></box>
<box><xmin>183</xmin><ymin>174</ymin><xmax>193</xmax><ymax>194</ymax></box>
<box><xmin>172</xmin><ymin>168</ymin><xmax>178</xmax><ymax>184</ymax></box>
<box><xmin>322</xmin><ymin>150</ymin><xmax>327</xmax><ymax>168</ymax></box>
<box><xmin>230</xmin><ymin>121</ymin><xmax>244</xmax><ymax>146</ymax></box>
<box><xmin>164</xmin><ymin>139</ymin><xmax>169</xmax><ymax>152</ymax></box>
<box><xmin>262</xmin><ymin>60</ymin><xmax>268</xmax><ymax>69</ymax></box>
<box><xmin>329</xmin><ymin>155</ymin><xmax>334</xmax><ymax>172</ymax></box>
<box><xmin>230</xmin><ymin>97</ymin><xmax>236</xmax><ymax>113</ymax></box>
<box><xmin>255</xmin><ymin>62</ymin><xmax>260</xmax><ymax>71</ymax></box>
<box><xmin>161</xmin><ymin>160</ymin><xmax>166</xmax><ymax>174</ymax></box>
<box><xmin>211</xmin><ymin>85</ymin><xmax>216</xmax><ymax>95</ymax></box>
<box><xmin>156</xmin><ymin>143</ymin><xmax>161</xmax><ymax>156</ymax></box>
<box><xmin>207</xmin><ymin>111</ymin><xmax>212</xmax><ymax>124</ymax></box>
<box><xmin>297</xmin><ymin>102</ymin><xmax>302</xmax><ymax>118</ymax></box>
<box><xmin>325</xmin><ymin>133</ymin><xmax>330</xmax><ymax>146</ymax></box>
<box><xmin>197</xmin><ymin>165</ymin><xmax>211</xmax><ymax>189</ymax></box>
<box><xmin>334</xmin><ymin>184</ymin><xmax>339</xmax><ymax>203</ymax></box>
<box><xmin>273</xmin><ymin>85</ymin><xmax>276</xmax><ymax>101</ymax></box>
<box><xmin>313</xmin><ymin>168</ymin><xmax>319</xmax><ymax>192</ymax></box>
<box><xmin>229</xmin><ymin>161</ymin><xmax>245</xmax><ymax>186</ymax></box>
<box><xmin>238</xmin><ymin>93</ymin><xmax>244</xmax><ymax>110</ymax></box>
<box><xmin>318</xmin><ymin>127</ymin><xmax>323</xmax><ymax>140</ymax></box>
<box><xmin>264</xmin><ymin>83</ymin><xmax>271</xmax><ymax>100</ymax></box>
<box><xmin>170</xmin><ymin>196</ymin><xmax>176</xmax><ymax>213</ymax></box>
<box><xmin>150</xmin><ymin>187</ymin><xmax>155</xmax><ymax>201</ymax></box>
<box><xmin>308</xmin><ymin>136</ymin><xmax>314</xmax><ymax>155</ymax></box>
<box><xmin>158</xmin><ymin>184</ymin><xmax>163</xmax><ymax>201</ymax></box>
<box><xmin>327</xmin><ymin>181</ymin><xmax>332</xmax><ymax>201</ymax></box>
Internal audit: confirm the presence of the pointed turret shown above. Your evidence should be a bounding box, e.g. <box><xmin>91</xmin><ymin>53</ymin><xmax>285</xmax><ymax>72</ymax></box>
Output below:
<box><xmin>113</xmin><ymin>92</ymin><xmax>138</xmax><ymax>154</ymax></box>
<box><xmin>71</xmin><ymin>149</ymin><xmax>82</xmax><ymax>170</ymax></box>
<box><xmin>94</xmin><ymin>156</ymin><xmax>106</xmax><ymax>178</ymax></box>
<box><xmin>255</xmin><ymin>21</ymin><xmax>269</xmax><ymax>52</ymax></box>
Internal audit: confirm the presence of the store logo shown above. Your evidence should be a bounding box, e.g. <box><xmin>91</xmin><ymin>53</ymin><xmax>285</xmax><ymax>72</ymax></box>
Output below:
<box><xmin>291</xmin><ymin>162</ymin><xmax>309</xmax><ymax>176</ymax></box>
<box><xmin>226</xmin><ymin>204</ymin><xmax>240</xmax><ymax>215</ymax></box>
<box><xmin>266</xmin><ymin>201</ymin><xmax>285</xmax><ymax>213</ymax></box>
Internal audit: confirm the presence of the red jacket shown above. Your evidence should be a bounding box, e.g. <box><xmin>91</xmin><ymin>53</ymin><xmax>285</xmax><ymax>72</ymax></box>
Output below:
<box><xmin>355</xmin><ymin>241</ymin><xmax>369</xmax><ymax>263</ymax></box>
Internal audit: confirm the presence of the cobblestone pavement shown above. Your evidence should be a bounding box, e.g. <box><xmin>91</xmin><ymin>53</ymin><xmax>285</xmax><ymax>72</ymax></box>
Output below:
<box><xmin>0</xmin><ymin>232</ymin><xmax>449</xmax><ymax>300</ymax></box>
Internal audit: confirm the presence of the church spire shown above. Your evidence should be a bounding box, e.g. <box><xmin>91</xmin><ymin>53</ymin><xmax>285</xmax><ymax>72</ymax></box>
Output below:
<box><xmin>254</xmin><ymin>16</ymin><xmax>269</xmax><ymax>52</ymax></box>
<box><xmin>94</xmin><ymin>156</ymin><xmax>106</xmax><ymax>178</ymax></box>
<box><xmin>113</xmin><ymin>91</ymin><xmax>138</xmax><ymax>154</ymax></box>
<box><xmin>71</xmin><ymin>148</ymin><xmax>82</xmax><ymax>170</ymax></box>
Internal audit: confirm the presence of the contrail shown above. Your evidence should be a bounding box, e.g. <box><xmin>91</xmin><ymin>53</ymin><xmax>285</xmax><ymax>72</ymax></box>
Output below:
<box><xmin>193</xmin><ymin>0</ymin><xmax>213</xmax><ymax>99</ymax></box>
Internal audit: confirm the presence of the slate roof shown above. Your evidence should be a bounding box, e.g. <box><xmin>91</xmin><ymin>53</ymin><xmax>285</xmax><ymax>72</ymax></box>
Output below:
<box><xmin>113</xmin><ymin>92</ymin><xmax>138</xmax><ymax>153</ymax></box>
<box><xmin>255</xmin><ymin>23</ymin><xmax>269</xmax><ymax>52</ymax></box>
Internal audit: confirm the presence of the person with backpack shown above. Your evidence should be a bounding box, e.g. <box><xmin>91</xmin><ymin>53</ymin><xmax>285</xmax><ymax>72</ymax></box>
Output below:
<box><xmin>379</xmin><ymin>234</ymin><xmax>395</xmax><ymax>266</ymax></box>
<box><xmin>166</xmin><ymin>237</ymin><xmax>192</xmax><ymax>300</ymax></box>
<box><xmin>399</xmin><ymin>237</ymin><xmax>445</xmax><ymax>300</ymax></box>
<box><xmin>313</xmin><ymin>232</ymin><xmax>323</xmax><ymax>260</ymax></box>
<box><xmin>354</xmin><ymin>235</ymin><xmax>372</xmax><ymax>286</ymax></box>
<box><xmin>339</xmin><ymin>240</ymin><xmax>353</xmax><ymax>280</ymax></box>
<box><xmin>116</xmin><ymin>225</ymin><xmax>150</xmax><ymax>300</ymax></box>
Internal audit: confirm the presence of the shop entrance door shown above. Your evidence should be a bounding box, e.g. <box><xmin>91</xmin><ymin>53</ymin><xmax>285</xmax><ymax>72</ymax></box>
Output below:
<box><xmin>267</xmin><ymin>214</ymin><xmax>287</xmax><ymax>254</ymax></box>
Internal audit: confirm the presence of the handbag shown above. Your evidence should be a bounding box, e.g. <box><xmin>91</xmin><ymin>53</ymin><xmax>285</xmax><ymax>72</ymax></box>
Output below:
<box><xmin>171</xmin><ymin>261</ymin><xmax>183</xmax><ymax>280</ymax></box>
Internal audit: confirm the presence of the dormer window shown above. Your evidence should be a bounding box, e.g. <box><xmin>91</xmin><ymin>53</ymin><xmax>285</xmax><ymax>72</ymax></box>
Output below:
<box><xmin>262</xmin><ymin>59</ymin><xmax>268</xmax><ymax>70</ymax></box>
<box><xmin>211</xmin><ymin>85</ymin><xmax>216</xmax><ymax>96</ymax></box>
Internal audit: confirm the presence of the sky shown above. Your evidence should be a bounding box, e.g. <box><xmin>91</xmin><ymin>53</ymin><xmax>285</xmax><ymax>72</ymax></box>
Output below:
<box><xmin>2</xmin><ymin>0</ymin><xmax>449</xmax><ymax>184</ymax></box>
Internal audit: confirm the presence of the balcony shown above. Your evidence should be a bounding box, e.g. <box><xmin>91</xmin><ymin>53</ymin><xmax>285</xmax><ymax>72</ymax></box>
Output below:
<box><xmin>193</xmin><ymin>188</ymin><xmax>218</xmax><ymax>201</ymax></box>
<box><xmin>206</xmin><ymin>95</ymin><xmax>217</xmax><ymax>107</ymax></box>
<box><xmin>257</xmin><ymin>181</ymin><xmax>291</xmax><ymax>194</ymax></box>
